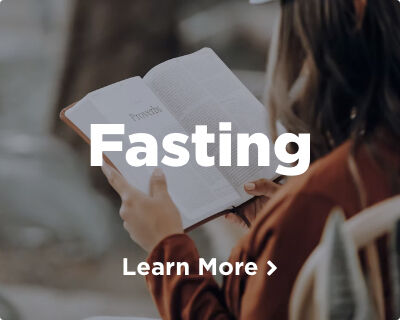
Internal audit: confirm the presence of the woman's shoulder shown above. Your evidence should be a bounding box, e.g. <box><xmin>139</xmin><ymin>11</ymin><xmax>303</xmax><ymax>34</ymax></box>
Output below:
<box><xmin>275</xmin><ymin>140</ymin><xmax>359</xmax><ymax>212</ymax></box>
<box><xmin>285</xmin><ymin>140</ymin><xmax>357</xmax><ymax>202</ymax></box>
<box><xmin>251</xmin><ymin>139</ymin><xmax>395</xmax><ymax>239</ymax></box>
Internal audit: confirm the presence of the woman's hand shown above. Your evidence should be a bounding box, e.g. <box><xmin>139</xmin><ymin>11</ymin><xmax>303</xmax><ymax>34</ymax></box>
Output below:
<box><xmin>226</xmin><ymin>179</ymin><xmax>281</xmax><ymax>227</ymax></box>
<box><xmin>102</xmin><ymin>163</ymin><xmax>183</xmax><ymax>252</ymax></box>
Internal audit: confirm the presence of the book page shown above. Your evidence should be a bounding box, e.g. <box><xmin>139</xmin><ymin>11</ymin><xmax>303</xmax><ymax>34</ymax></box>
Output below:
<box><xmin>65</xmin><ymin>77</ymin><xmax>239</xmax><ymax>227</ymax></box>
<box><xmin>144</xmin><ymin>48</ymin><xmax>279</xmax><ymax>202</ymax></box>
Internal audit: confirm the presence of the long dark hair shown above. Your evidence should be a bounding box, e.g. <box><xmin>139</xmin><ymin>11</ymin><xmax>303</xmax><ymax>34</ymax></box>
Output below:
<box><xmin>269</xmin><ymin>0</ymin><xmax>400</xmax><ymax>158</ymax></box>
<box><xmin>268</xmin><ymin>0</ymin><xmax>400</xmax><ymax>193</ymax></box>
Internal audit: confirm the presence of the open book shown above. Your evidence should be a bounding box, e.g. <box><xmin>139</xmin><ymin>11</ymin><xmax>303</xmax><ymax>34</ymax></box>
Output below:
<box><xmin>60</xmin><ymin>48</ymin><xmax>280</xmax><ymax>230</ymax></box>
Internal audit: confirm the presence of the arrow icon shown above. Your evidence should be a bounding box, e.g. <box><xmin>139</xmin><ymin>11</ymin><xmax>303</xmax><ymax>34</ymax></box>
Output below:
<box><xmin>267</xmin><ymin>260</ymin><xmax>277</xmax><ymax>276</ymax></box>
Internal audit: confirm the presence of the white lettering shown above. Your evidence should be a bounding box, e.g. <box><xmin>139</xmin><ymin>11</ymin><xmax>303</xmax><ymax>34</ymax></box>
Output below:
<box><xmin>237</xmin><ymin>133</ymin><xmax>270</xmax><ymax>166</ymax></box>
<box><xmin>199</xmin><ymin>258</ymin><xmax>217</xmax><ymax>275</ymax></box>
<box><xmin>245</xmin><ymin>262</ymin><xmax>258</xmax><ymax>275</ymax></box>
<box><xmin>152</xmin><ymin>262</ymin><xmax>164</xmax><ymax>276</ymax></box>
<box><xmin>191</xmin><ymin>125</ymin><xmax>215</xmax><ymax>167</ymax></box>
<box><xmin>90</xmin><ymin>123</ymin><xmax>311</xmax><ymax>176</ymax></box>
<box><xmin>91</xmin><ymin>124</ymin><xmax>124</xmax><ymax>166</ymax></box>
<box><xmin>275</xmin><ymin>133</ymin><xmax>310</xmax><ymax>176</ymax></box>
<box><xmin>137</xmin><ymin>262</ymin><xmax>150</xmax><ymax>275</ymax></box>
<box><xmin>126</xmin><ymin>133</ymin><xmax>158</xmax><ymax>167</ymax></box>
<box><xmin>162</xmin><ymin>133</ymin><xmax>190</xmax><ymax>167</ymax></box>
<box><xmin>123</xmin><ymin>258</ymin><xmax>136</xmax><ymax>276</ymax></box>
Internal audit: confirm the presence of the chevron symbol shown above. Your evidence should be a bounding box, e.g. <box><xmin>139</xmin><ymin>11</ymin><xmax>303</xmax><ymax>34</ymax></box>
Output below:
<box><xmin>267</xmin><ymin>260</ymin><xmax>277</xmax><ymax>276</ymax></box>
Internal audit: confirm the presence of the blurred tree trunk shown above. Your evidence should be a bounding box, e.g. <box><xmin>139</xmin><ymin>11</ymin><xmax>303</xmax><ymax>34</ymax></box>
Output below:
<box><xmin>53</xmin><ymin>0</ymin><xmax>180</xmax><ymax>150</ymax></box>
<box><xmin>53</xmin><ymin>0</ymin><xmax>180</xmax><ymax>191</ymax></box>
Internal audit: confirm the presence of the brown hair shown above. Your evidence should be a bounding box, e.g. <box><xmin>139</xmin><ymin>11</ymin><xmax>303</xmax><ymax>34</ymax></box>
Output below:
<box><xmin>268</xmin><ymin>0</ymin><xmax>400</xmax><ymax>165</ymax></box>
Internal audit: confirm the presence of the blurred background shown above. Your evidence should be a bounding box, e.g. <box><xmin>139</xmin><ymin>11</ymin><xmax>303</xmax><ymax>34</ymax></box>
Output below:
<box><xmin>0</xmin><ymin>0</ymin><xmax>279</xmax><ymax>319</ymax></box>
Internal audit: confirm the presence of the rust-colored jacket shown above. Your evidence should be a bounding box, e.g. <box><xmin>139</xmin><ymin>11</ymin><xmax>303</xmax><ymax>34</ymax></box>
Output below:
<box><xmin>146</xmin><ymin>140</ymin><xmax>399</xmax><ymax>319</ymax></box>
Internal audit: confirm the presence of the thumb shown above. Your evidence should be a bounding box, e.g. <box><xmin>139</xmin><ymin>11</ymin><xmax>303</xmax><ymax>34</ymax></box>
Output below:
<box><xmin>150</xmin><ymin>168</ymin><xmax>168</xmax><ymax>198</ymax></box>
<box><xmin>244</xmin><ymin>179</ymin><xmax>280</xmax><ymax>197</ymax></box>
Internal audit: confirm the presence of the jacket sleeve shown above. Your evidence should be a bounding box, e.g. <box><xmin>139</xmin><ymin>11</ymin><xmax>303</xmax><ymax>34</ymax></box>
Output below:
<box><xmin>146</xmin><ymin>234</ymin><xmax>235</xmax><ymax>320</ymax></box>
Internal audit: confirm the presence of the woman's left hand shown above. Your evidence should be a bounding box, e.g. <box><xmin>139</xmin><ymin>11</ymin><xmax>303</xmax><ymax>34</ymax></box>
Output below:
<box><xmin>102</xmin><ymin>162</ymin><xmax>183</xmax><ymax>252</ymax></box>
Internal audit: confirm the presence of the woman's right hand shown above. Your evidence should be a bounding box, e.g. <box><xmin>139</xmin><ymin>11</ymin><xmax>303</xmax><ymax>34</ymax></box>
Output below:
<box><xmin>226</xmin><ymin>179</ymin><xmax>281</xmax><ymax>227</ymax></box>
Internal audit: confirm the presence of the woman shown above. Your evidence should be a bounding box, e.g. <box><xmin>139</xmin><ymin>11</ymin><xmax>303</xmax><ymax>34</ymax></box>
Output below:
<box><xmin>102</xmin><ymin>0</ymin><xmax>400</xmax><ymax>318</ymax></box>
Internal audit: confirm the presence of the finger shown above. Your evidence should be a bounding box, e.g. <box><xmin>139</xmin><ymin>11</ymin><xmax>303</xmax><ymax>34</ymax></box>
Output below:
<box><xmin>119</xmin><ymin>205</ymin><xmax>128</xmax><ymax>220</ymax></box>
<box><xmin>149</xmin><ymin>168</ymin><xmax>168</xmax><ymax>198</ymax></box>
<box><xmin>244</xmin><ymin>179</ymin><xmax>280</xmax><ymax>197</ymax></box>
<box><xmin>224</xmin><ymin>213</ymin><xmax>249</xmax><ymax>228</ymax></box>
<box><xmin>102</xmin><ymin>162</ymin><xmax>131</xmax><ymax>196</ymax></box>
<box><xmin>123</xmin><ymin>221</ymin><xmax>134</xmax><ymax>238</ymax></box>
<box><xmin>123</xmin><ymin>221</ymin><xmax>129</xmax><ymax>231</ymax></box>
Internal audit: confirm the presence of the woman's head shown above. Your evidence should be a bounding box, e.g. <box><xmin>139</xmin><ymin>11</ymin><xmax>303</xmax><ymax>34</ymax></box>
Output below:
<box><xmin>268</xmin><ymin>0</ymin><xmax>400</xmax><ymax>159</ymax></box>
